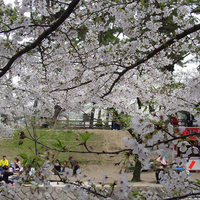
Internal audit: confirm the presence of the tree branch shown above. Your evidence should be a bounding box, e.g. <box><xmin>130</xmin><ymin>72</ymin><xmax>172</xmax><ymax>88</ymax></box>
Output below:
<box><xmin>0</xmin><ymin>0</ymin><xmax>80</xmax><ymax>78</ymax></box>
<box><xmin>163</xmin><ymin>192</ymin><xmax>200</xmax><ymax>200</ymax></box>
<box><xmin>102</xmin><ymin>23</ymin><xmax>200</xmax><ymax>97</ymax></box>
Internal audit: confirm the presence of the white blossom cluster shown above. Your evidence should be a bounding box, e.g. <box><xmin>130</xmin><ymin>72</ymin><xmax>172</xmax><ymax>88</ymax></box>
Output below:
<box><xmin>0</xmin><ymin>0</ymin><xmax>200</xmax><ymax>199</ymax></box>
<box><xmin>0</xmin><ymin>121</ymin><xmax>13</xmax><ymax>139</ymax></box>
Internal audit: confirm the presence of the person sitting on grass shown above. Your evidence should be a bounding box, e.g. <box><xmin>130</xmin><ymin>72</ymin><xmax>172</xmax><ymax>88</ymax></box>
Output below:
<box><xmin>61</xmin><ymin>161</ymin><xmax>68</xmax><ymax>172</ymax></box>
<box><xmin>14</xmin><ymin>157</ymin><xmax>21</xmax><ymax>171</ymax></box>
<box><xmin>54</xmin><ymin>159</ymin><xmax>61</xmax><ymax>173</ymax></box>
<box><xmin>0</xmin><ymin>155</ymin><xmax>9</xmax><ymax>172</ymax></box>
<box><xmin>2</xmin><ymin>166</ymin><xmax>18</xmax><ymax>184</ymax></box>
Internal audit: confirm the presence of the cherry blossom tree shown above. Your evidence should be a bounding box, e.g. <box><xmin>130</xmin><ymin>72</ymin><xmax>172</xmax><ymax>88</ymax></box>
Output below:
<box><xmin>0</xmin><ymin>0</ymin><xmax>200</xmax><ymax>199</ymax></box>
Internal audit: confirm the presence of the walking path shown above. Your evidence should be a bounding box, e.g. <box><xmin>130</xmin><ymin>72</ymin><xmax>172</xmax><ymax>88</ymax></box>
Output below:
<box><xmin>50</xmin><ymin>171</ymin><xmax>200</xmax><ymax>188</ymax></box>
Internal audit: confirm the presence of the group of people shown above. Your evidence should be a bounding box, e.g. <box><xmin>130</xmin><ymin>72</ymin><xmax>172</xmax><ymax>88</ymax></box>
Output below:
<box><xmin>0</xmin><ymin>155</ymin><xmax>21</xmax><ymax>184</ymax></box>
<box><xmin>54</xmin><ymin>158</ymin><xmax>80</xmax><ymax>175</ymax></box>
<box><xmin>0</xmin><ymin>155</ymin><xmax>81</xmax><ymax>185</ymax></box>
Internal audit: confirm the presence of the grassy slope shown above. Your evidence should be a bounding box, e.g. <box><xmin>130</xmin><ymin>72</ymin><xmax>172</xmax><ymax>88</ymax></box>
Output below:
<box><xmin>0</xmin><ymin>129</ymin><xmax>130</xmax><ymax>166</ymax></box>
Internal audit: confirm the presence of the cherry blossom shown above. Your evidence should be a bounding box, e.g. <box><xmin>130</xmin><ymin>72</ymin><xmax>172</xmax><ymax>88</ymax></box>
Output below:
<box><xmin>63</xmin><ymin>183</ymin><xmax>74</xmax><ymax>192</ymax></box>
<box><xmin>177</xmin><ymin>141</ymin><xmax>190</xmax><ymax>153</ymax></box>
<box><xmin>117</xmin><ymin>177</ymin><xmax>128</xmax><ymax>188</ymax></box>
<box><xmin>87</xmin><ymin>177</ymin><xmax>95</xmax><ymax>185</ymax></box>
<box><xmin>0</xmin><ymin>0</ymin><xmax>200</xmax><ymax>199</ymax></box>
<box><xmin>63</xmin><ymin>168</ymin><xmax>73</xmax><ymax>179</ymax></box>
<box><xmin>160</xmin><ymin>169</ymin><xmax>192</xmax><ymax>197</ymax></box>
<box><xmin>186</xmin><ymin>146</ymin><xmax>199</xmax><ymax>155</ymax></box>
<box><xmin>0</xmin><ymin>122</ymin><xmax>14</xmax><ymax>139</ymax></box>
<box><xmin>115</xmin><ymin>187</ymin><xmax>129</xmax><ymax>200</ymax></box>
<box><xmin>75</xmin><ymin>168</ymin><xmax>82</xmax><ymax>180</ymax></box>
<box><xmin>102</xmin><ymin>174</ymin><xmax>109</xmax><ymax>183</ymax></box>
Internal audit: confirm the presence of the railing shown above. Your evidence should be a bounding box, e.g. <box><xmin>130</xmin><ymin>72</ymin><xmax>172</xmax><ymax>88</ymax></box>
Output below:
<box><xmin>178</xmin><ymin>119</ymin><xmax>198</xmax><ymax>127</ymax></box>
<box><xmin>2</xmin><ymin>119</ymin><xmax>113</xmax><ymax>129</ymax></box>
<box><xmin>55</xmin><ymin>119</ymin><xmax>112</xmax><ymax>129</ymax></box>
<box><xmin>3</xmin><ymin>119</ymin><xmax>199</xmax><ymax>129</ymax></box>
<box><xmin>57</xmin><ymin>119</ymin><xmax>198</xmax><ymax>129</ymax></box>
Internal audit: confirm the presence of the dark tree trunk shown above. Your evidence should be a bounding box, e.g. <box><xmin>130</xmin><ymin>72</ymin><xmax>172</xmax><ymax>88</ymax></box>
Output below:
<box><xmin>127</xmin><ymin>129</ymin><xmax>142</xmax><ymax>182</ymax></box>
<box><xmin>137</xmin><ymin>97</ymin><xmax>142</xmax><ymax>109</ymax></box>
<box><xmin>89</xmin><ymin>107</ymin><xmax>95</xmax><ymax>128</ymax></box>
<box><xmin>48</xmin><ymin>104</ymin><xmax>62</xmax><ymax>126</ymax></box>
<box><xmin>97</xmin><ymin>109</ymin><xmax>101</xmax><ymax>120</ymax></box>
<box><xmin>53</xmin><ymin>105</ymin><xmax>62</xmax><ymax>120</ymax></box>
<box><xmin>131</xmin><ymin>157</ymin><xmax>142</xmax><ymax>182</ymax></box>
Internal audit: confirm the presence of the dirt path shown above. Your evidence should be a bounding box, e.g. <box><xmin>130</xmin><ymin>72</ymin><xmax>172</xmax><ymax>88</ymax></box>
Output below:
<box><xmin>72</xmin><ymin>130</ymin><xmax>200</xmax><ymax>184</ymax></box>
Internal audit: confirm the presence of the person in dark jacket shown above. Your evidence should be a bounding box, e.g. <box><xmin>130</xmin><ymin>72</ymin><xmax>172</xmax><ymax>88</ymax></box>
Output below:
<box><xmin>2</xmin><ymin>166</ymin><xmax>14</xmax><ymax>184</ymax></box>
<box><xmin>54</xmin><ymin>159</ymin><xmax>61</xmax><ymax>172</ymax></box>
<box><xmin>187</xmin><ymin>114</ymin><xmax>194</xmax><ymax>127</ymax></box>
<box><xmin>70</xmin><ymin>159</ymin><xmax>80</xmax><ymax>175</ymax></box>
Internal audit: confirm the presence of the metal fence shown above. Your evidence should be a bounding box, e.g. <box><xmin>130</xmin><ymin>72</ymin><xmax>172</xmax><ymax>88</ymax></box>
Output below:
<box><xmin>56</xmin><ymin>119</ymin><xmax>112</xmax><ymax>129</ymax></box>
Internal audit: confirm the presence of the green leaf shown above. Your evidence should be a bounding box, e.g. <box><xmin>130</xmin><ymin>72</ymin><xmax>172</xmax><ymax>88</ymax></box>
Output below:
<box><xmin>143</xmin><ymin>106</ymin><xmax>148</xmax><ymax>112</ymax></box>
<box><xmin>195</xmin><ymin>179</ymin><xmax>200</xmax><ymax>185</ymax></box>
<box><xmin>52</xmin><ymin>138</ymin><xmax>63</xmax><ymax>148</ymax></box>
<box><xmin>132</xmin><ymin>189</ymin><xmax>139</xmax><ymax>196</ymax></box>
<box><xmin>18</xmin><ymin>153</ymin><xmax>28</xmax><ymax>160</ymax></box>
<box><xmin>35</xmin><ymin>156</ymin><xmax>44</xmax><ymax>167</ymax></box>
<box><xmin>78</xmin><ymin>132</ymin><xmax>94</xmax><ymax>142</ymax></box>
<box><xmin>22</xmin><ymin>159</ymin><xmax>27</xmax><ymax>167</ymax></box>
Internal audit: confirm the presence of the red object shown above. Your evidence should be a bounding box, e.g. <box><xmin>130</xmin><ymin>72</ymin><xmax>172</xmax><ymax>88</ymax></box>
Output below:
<box><xmin>174</xmin><ymin>145</ymin><xmax>177</xmax><ymax>151</ymax></box>
<box><xmin>188</xmin><ymin>160</ymin><xmax>196</xmax><ymax>169</ymax></box>
<box><xmin>182</xmin><ymin>128</ymin><xmax>199</xmax><ymax>140</ymax></box>
<box><xmin>172</xmin><ymin>117</ymin><xmax>179</xmax><ymax>126</ymax></box>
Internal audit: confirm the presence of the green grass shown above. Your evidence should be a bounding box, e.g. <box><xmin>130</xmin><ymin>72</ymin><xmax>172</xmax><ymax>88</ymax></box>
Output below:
<box><xmin>0</xmin><ymin>128</ymin><xmax>102</xmax><ymax>165</ymax></box>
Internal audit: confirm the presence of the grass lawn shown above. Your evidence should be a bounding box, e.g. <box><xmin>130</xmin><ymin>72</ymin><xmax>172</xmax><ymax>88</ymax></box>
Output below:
<box><xmin>0</xmin><ymin>128</ymin><xmax>102</xmax><ymax>165</ymax></box>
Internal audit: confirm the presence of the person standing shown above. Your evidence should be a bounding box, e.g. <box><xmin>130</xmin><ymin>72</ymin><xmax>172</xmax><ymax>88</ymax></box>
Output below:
<box><xmin>187</xmin><ymin>114</ymin><xmax>194</xmax><ymax>127</ymax></box>
<box><xmin>155</xmin><ymin>156</ymin><xmax>167</xmax><ymax>184</ymax></box>
<box><xmin>0</xmin><ymin>155</ymin><xmax>9</xmax><ymax>172</ymax></box>
<box><xmin>70</xmin><ymin>159</ymin><xmax>80</xmax><ymax>175</ymax></box>
<box><xmin>113</xmin><ymin>120</ymin><xmax>121</xmax><ymax>130</ymax></box>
